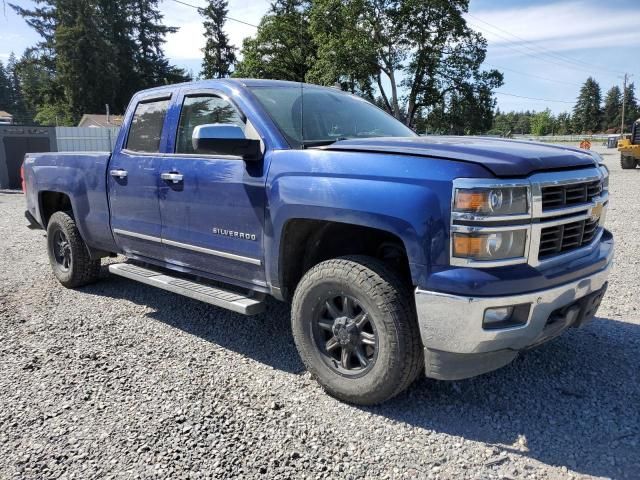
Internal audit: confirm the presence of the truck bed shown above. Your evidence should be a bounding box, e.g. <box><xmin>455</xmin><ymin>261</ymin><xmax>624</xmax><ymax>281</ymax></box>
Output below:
<box><xmin>23</xmin><ymin>151</ymin><xmax>117</xmax><ymax>254</ymax></box>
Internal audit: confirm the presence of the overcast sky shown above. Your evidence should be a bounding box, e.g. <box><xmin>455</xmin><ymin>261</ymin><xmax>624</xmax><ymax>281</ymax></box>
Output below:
<box><xmin>2</xmin><ymin>0</ymin><xmax>639</xmax><ymax>114</ymax></box>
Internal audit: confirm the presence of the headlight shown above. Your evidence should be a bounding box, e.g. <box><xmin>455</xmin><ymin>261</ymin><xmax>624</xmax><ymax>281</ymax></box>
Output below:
<box><xmin>454</xmin><ymin>187</ymin><xmax>528</xmax><ymax>216</ymax></box>
<box><xmin>452</xmin><ymin>230</ymin><xmax>527</xmax><ymax>261</ymax></box>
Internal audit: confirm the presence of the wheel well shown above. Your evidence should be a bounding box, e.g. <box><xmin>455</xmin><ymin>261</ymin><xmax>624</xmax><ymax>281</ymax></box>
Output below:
<box><xmin>279</xmin><ymin>219</ymin><xmax>412</xmax><ymax>301</ymax></box>
<box><xmin>39</xmin><ymin>191</ymin><xmax>72</xmax><ymax>227</ymax></box>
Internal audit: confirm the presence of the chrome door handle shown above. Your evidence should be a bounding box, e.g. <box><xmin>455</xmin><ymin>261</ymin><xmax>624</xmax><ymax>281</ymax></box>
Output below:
<box><xmin>161</xmin><ymin>172</ymin><xmax>184</xmax><ymax>183</ymax></box>
<box><xmin>110</xmin><ymin>169</ymin><xmax>128</xmax><ymax>178</ymax></box>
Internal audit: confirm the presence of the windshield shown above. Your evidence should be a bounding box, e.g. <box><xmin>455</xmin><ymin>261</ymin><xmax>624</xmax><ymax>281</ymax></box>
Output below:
<box><xmin>248</xmin><ymin>85</ymin><xmax>416</xmax><ymax>148</ymax></box>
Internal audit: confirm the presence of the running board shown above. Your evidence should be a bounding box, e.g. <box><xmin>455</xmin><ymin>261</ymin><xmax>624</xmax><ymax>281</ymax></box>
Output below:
<box><xmin>108</xmin><ymin>263</ymin><xmax>266</xmax><ymax>315</ymax></box>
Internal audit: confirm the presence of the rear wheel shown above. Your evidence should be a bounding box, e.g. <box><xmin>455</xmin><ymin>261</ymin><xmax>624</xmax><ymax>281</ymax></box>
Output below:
<box><xmin>621</xmin><ymin>154</ymin><xmax>637</xmax><ymax>169</ymax></box>
<box><xmin>291</xmin><ymin>256</ymin><xmax>423</xmax><ymax>405</ymax></box>
<box><xmin>46</xmin><ymin>211</ymin><xmax>101</xmax><ymax>288</ymax></box>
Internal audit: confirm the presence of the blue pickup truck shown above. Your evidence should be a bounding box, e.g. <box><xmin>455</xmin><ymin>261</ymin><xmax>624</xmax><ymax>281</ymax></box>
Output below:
<box><xmin>22</xmin><ymin>79</ymin><xmax>613</xmax><ymax>404</ymax></box>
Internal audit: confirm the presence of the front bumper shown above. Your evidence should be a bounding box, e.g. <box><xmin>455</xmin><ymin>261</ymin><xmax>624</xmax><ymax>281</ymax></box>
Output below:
<box><xmin>414</xmin><ymin>259</ymin><xmax>612</xmax><ymax>380</ymax></box>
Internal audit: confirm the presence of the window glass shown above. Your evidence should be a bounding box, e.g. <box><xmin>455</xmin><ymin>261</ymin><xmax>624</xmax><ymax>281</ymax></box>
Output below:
<box><xmin>249</xmin><ymin>86</ymin><xmax>416</xmax><ymax>148</ymax></box>
<box><xmin>126</xmin><ymin>99</ymin><xmax>169</xmax><ymax>152</ymax></box>
<box><xmin>176</xmin><ymin>95</ymin><xmax>245</xmax><ymax>154</ymax></box>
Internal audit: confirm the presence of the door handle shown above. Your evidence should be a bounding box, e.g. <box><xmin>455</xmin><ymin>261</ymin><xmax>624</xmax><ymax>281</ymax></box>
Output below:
<box><xmin>110</xmin><ymin>169</ymin><xmax>128</xmax><ymax>178</ymax></box>
<box><xmin>161</xmin><ymin>172</ymin><xmax>184</xmax><ymax>183</ymax></box>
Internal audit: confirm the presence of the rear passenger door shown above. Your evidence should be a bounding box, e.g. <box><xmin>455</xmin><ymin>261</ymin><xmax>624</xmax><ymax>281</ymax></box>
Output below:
<box><xmin>108</xmin><ymin>95</ymin><xmax>169</xmax><ymax>260</ymax></box>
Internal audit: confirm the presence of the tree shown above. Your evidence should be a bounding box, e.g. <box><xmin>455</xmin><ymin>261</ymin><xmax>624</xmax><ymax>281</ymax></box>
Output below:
<box><xmin>234</xmin><ymin>0</ymin><xmax>315</xmax><ymax>81</ymax></box>
<box><xmin>555</xmin><ymin>111</ymin><xmax>573</xmax><ymax>135</ymax></box>
<box><xmin>308</xmin><ymin>0</ymin><xmax>503</xmax><ymax>128</ymax></box>
<box><xmin>602</xmin><ymin>86</ymin><xmax>622</xmax><ymax>131</ymax></box>
<box><xmin>5</xmin><ymin>52</ymin><xmax>34</xmax><ymax>124</ymax></box>
<box><xmin>200</xmin><ymin>0</ymin><xmax>236</xmax><ymax>78</ymax></box>
<box><xmin>573</xmin><ymin>77</ymin><xmax>602</xmax><ymax>133</ymax></box>
<box><xmin>622</xmin><ymin>82</ymin><xmax>639</xmax><ymax>132</ymax></box>
<box><xmin>12</xmin><ymin>0</ymin><xmax>190</xmax><ymax>123</ymax></box>
<box><xmin>0</xmin><ymin>61</ymin><xmax>12</xmax><ymax>111</ymax></box>
<box><xmin>131</xmin><ymin>0</ymin><xmax>189</xmax><ymax>87</ymax></box>
<box><xmin>54</xmin><ymin>0</ymin><xmax>119</xmax><ymax>120</ymax></box>
<box><xmin>96</xmin><ymin>0</ymin><xmax>140</xmax><ymax>112</ymax></box>
<box><xmin>530</xmin><ymin>109</ymin><xmax>554</xmax><ymax>136</ymax></box>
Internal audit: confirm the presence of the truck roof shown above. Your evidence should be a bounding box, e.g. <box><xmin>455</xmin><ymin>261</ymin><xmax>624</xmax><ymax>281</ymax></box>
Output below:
<box><xmin>135</xmin><ymin>78</ymin><xmax>338</xmax><ymax>96</ymax></box>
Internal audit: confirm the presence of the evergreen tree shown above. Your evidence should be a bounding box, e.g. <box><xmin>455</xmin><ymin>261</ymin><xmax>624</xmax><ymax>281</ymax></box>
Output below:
<box><xmin>622</xmin><ymin>82</ymin><xmax>639</xmax><ymax>132</ymax></box>
<box><xmin>96</xmin><ymin>0</ymin><xmax>140</xmax><ymax>112</ymax></box>
<box><xmin>55</xmin><ymin>0</ymin><xmax>119</xmax><ymax>120</ymax></box>
<box><xmin>6</xmin><ymin>52</ymin><xmax>33</xmax><ymax>124</ymax></box>
<box><xmin>132</xmin><ymin>0</ymin><xmax>189</xmax><ymax>87</ymax></box>
<box><xmin>0</xmin><ymin>61</ymin><xmax>11</xmax><ymax>111</ymax></box>
<box><xmin>200</xmin><ymin>0</ymin><xmax>236</xmax><ymax>79</ymax></box>
<box><xmin>12</xmin><ymin>0</ymin><xmax>190</xmax><ymax>122</ymax></box>
<box><xmin>573</xmin><ymin>77</ymin><xmax>602</xmax><ymax>133</ymax></box>
<box><xmin>602</xmin><ymin>86</ymin><xmax>622</xmax><ymax>131</ymax></box>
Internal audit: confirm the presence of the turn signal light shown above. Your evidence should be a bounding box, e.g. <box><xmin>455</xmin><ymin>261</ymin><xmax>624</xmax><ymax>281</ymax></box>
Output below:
<box><xmin>455</xmin><ymin>191</ymin><xmax>489</xmax><ymax>211</ymax></box>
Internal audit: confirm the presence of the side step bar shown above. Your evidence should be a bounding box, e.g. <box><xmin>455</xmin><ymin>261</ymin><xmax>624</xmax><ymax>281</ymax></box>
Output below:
<box><xmin>108</xmin><ymin>263</ymin><xmax>266</xmax><ymax>315</ymax></box>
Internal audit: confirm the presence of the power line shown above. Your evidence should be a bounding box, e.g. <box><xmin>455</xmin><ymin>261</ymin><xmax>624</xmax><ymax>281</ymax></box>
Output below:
<box><xmin>168</xmin><ymin>0</ymin><xmax>259</xmax><ymax>28</ymax></box>
<box><xmin>495</xmin><ymin>91</ymin><xmax>576</xmax><ymax>104</ymax></box>
<box><xmin>467</xmin><ymin>12</ymin><xmax>625</xmax><ymax>76</ymax></box>
<box><xmin>467</xmin><ymin>21</ymin><xmax>601</xmax><ymax>77</ymax></box>
<box><xmin>485</xmin><ymin>62</ymin><xmax>582</xmax><ymax>87</ymax></box>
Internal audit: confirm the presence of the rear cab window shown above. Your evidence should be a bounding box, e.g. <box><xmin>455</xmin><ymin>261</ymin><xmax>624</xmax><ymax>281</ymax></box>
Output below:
<box><xmin>126</xmin><ymin>99</ymin><xmax>170</xmax><ymax>153</ymax></box>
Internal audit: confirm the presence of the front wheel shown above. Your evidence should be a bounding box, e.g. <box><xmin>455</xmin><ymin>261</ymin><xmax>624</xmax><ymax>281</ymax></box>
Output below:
<box><xmin>291</xmin><ymin>256</ymin><xmax>423</xmax><ymax>405</ymax></box>
<box><xmin>621</xmin><ymin>154</ymin><xmax>637</xmax><ymax>169</ymax></box>
<box><xmin>46</xmin><ymin>211</ymin><xmax>101</xmax><ymax>288</ymax></box>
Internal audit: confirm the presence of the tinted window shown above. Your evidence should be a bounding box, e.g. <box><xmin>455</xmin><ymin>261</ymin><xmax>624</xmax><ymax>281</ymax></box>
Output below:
<box><xmin>126</xmin><ymin>99</ymin><xmax>169</xmax><ymax>153</ymax></box>
<box><xmin>249</xmin><ymin>86</ymin><xmax>416</xmax><ymax>148</ymax></box>
<box><xmin>176</xmin><ymin>95</ymin><xmax>245</xmax><ymax>154</ymax></box>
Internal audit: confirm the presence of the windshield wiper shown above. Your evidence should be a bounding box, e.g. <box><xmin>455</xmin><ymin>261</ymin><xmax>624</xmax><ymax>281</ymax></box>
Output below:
<box><xmin>302</xmin><ymin>137</ymin><xmax>349</xmax><ymax>148</ymax></box>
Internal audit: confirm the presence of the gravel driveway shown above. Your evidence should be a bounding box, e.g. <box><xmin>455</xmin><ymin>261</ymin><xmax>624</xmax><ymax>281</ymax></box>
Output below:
<box><xmin>1</xmin><ymin>145</ymin><xmax>638</xmax><ymax>479</ymax></box>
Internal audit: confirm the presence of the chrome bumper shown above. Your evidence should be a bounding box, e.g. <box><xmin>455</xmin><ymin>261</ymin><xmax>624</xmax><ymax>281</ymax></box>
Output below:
<box><xmin>414</xmin><ymin>259</ymin><xmax>612</xmax><ymax>379</ymax></box>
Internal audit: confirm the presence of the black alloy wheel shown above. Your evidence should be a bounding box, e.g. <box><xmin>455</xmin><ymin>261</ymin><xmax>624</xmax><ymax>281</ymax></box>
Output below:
<box><xmin>52</xmin><ymin>229</ymin><xmax>72</xmax><ymax>271</ymax></box>
<box><xmin>313</xmin><ymin>295</ymin><xmax>378</xmax><ymax>377</ymax></box>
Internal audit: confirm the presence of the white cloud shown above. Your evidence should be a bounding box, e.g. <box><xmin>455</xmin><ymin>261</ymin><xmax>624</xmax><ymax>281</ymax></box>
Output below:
<box><xmin>467</xmin><ymin>1</ymin><xmax>640</xmax><ymax>56</ymax></box>
<box><xmin>160</xmin><ymin>0</ymin><xmax>269</xmax><ymax>61</ymax></box>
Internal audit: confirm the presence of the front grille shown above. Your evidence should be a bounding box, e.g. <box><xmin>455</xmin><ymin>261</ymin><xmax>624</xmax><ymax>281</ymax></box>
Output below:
<box><xmin>541</xmin><ymin>180</ymin><xmax>602</xmax><ymax>210</ymax></box>
<box><xmin>538</xmin><ymin>217</ymin><xmax>600</xmax><ymax>258</ymax></box>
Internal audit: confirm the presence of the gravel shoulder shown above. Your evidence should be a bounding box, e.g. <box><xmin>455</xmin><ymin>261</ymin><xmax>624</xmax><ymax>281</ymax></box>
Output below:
<box><xmin>0</xmin><ymin>145</ymin><xmax>638</xmax><ymax>479</ymax></box>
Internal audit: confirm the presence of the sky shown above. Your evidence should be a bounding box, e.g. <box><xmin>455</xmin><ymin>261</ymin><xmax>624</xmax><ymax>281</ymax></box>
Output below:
<box><xmin>1</xmin><ymin>0</ymin><xmax>640</xmax><ymax>114</ymax></box>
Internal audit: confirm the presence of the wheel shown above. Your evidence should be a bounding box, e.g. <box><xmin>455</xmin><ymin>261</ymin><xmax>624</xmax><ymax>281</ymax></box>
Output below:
<box><xmin>46</xmin><ymin>211</ymin><xmax>101</xmax><ymax>288</ymax></box>
<box><xmin>291</xmin><ymin>255</ymin><xmax>423</xmax><ymax>405</ymax></box>
<box><xmin>621</xmin><ymin>154</ymin><xmax>637</xmax><ymax>169</ymax></box>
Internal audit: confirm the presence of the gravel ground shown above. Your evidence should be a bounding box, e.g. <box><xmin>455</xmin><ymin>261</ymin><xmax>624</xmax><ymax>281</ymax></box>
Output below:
<box><xmin>0</xmin><ymin>145</ymin><xmax>638</xmax><ymax>479</ymax></box>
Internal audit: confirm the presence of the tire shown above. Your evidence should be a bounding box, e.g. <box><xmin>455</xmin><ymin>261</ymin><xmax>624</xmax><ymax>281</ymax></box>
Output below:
<box><xmin>621</xmin><ymin>154</ymin><xmax>637</xmax><ymax>169</ymax></box>
<box><xmin>291</xmin><ymin>255</ymin><xmax>423</xmax><ymax>405</ymax></box>
<box><xmin>46</xmin><ymin>211</ymin><xmax>101</xmax><ymax>288</ymax></box>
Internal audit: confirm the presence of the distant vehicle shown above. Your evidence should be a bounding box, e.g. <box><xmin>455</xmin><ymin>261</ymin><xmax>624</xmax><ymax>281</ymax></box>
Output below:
<box><xmin>619</xmin><ymin>119</ymin><xmax>640</xmax><ymax>169</ymax></box>
<box><xmin>21</xmin><ymin>80</ymin><xmax>613</xmax><ymax>405</ymax></box>
<box><xmin>0</xmin><ymin>110</ymin><xmax>13</xmax><ymax>125</ymax></box>
<box><xmin>606</xmin><ymin>134</ymin><xmax>620</xmax><ymax>149</ymax></box>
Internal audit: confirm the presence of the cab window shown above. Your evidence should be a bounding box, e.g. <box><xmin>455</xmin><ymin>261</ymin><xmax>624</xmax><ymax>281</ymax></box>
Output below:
<box><xmin>126</xmin><ymin>99</ymin><xmax>169</xmax><ymax>153</ymax></box>
<box><xmin>176</xmin><ymin>95</ymin><xmax>245</xmax><ymax>154</ymax></box>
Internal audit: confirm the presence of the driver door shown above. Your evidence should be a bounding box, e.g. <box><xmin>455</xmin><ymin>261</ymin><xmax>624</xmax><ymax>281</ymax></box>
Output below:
<box><xmin>157</xmin><ymin>90</ymin><xmax>267</xmax><ymax>285</ymax></box>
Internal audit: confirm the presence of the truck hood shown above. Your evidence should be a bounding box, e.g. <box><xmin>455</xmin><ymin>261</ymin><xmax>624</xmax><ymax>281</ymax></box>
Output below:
<box><xmin>320</xmin><ymin>136</ymin><xmax>598</xmax><ymax>177</ymax></box>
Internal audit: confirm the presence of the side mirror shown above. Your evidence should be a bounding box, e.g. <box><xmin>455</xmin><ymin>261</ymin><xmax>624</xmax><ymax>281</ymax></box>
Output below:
<box><xmin>191</xmin><ymin>124</ymin><xmax>262</xmax><ymax>161</ymax></box>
